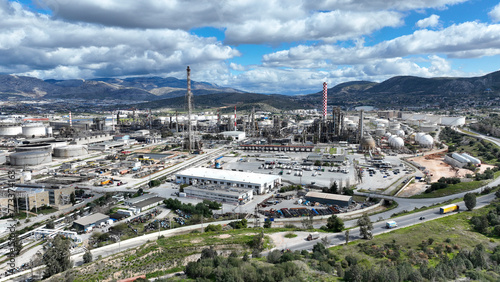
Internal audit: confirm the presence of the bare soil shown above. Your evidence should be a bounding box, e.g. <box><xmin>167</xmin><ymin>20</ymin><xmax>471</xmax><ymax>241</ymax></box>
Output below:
<box><xmin>399</xmin><ymin>154</ymin><xmax>494</xmax><ymax>197</ymax></box>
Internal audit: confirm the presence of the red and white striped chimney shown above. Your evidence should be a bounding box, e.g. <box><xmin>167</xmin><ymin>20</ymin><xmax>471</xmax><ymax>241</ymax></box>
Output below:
<box><xmin>322</xmin><ymin>82</ymin><xmax>327</xmax><ymax>120</ymax></box>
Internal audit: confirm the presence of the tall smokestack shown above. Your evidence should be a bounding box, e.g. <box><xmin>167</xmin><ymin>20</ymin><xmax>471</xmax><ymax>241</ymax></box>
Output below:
<box><xmin>187</xmin><ymin>66</ymin><xmax>193</xmax><ymax>152</ymax></box>
<box><xmin>69</xmin><ymin>111</ymin><xmax>72</xmax><ymax>127</ymax></box>
<box><xmin>234</xmin><ymin>105</ymin><xmax>237</xmax><ymax>131</ymax></box>
<box><xmin>359</xmin><ymin>109</ymin><xmax>364</xmax><ymax>140</ymax></box>
<box><xmin>322</xmin><ymin>82</ymin><xmax>327</xmax><ymax>121</ymax></box>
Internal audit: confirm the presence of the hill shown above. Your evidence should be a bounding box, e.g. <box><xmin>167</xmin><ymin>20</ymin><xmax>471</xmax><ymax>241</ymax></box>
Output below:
<box><xmin>136</xmin><ymin>92</ymin><xmax>306</xmax><ymax>111</ymax></box>
<box><xmin>0</xmin><ymin>75</ymin><xmax>243</xmax><ymax>101</ymax></box>
<box><xmin>302</xmin><ymin>71</ymin><xmax>500</xmax><ymax>109</ymax></box>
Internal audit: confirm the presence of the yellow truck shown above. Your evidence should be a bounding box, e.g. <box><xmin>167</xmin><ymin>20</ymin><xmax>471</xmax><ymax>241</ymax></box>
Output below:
<box><xmin>440</xmin><ymin>204</ymin><xmax>459</xmax><ymax>214</ymax></box>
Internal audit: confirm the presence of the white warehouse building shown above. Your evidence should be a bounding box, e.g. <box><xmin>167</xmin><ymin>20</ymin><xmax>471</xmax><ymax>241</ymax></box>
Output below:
<box><xmin>175</xmin><ymin>167</ymin><xmax>281</xmax><ymax>194</ymax></box>
<box><xmin>184</xmin><ymin>185</ymin><xmax>254</xmax><ymax>203</ymax></box>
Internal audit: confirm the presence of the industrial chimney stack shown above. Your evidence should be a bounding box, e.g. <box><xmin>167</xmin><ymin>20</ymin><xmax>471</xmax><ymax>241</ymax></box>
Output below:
<box><xmin>186</xmin><ymin>66</ymin><xmax>193</xmax><ymax>152</ymax></box>
<box><xmin>322</xmin><ymin>82</ymin><xmax>327</xmax><ymax>121</ymax></box>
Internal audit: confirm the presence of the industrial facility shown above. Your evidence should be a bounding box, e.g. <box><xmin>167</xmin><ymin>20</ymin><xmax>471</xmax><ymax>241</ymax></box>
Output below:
<box><xmin>175</xmin><ymin>167</ymin><xmax>282</xmax><ymax>195</ymax></box>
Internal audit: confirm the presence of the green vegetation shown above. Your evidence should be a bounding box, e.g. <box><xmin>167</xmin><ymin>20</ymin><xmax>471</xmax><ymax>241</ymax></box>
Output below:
<box><xmin>43</xmin><ymin>236</ymin><xmax>72</xmax><ymax>279</ymax></box>
<box><xmin>163</xmin><ymin>198</ymin><xmax>219</xmax><ymax>217</ymax></box>
<box><xmin>469</xmin><ymin>115</ymin><xmax>500</xmax><ymax>138</ymax></box>
<box><xmin>324</xmin><ymin>214</ymin><xmax>344</xmax><ymax>232</ymax></box>
<box><xmin>279</xmin><ymin>184</ymin><xmax>303</xmax><ymax>193</ymax></box>
<box><xmin>464</xmin><ymin>192</ymin><xmax>477</xmax><ymax>211</ymax></box>
<box><xmin>329</xmin><ymin>147</ymin><xmax>337</xmax><ymax>154</ymax></box>
<box><xmin>412</xmin><ymin>180</ymin><xmax>486</xmax><ymax>198</ymax></box>
<box><xmin>284</xmin><ymin>233</ymin><xmax>297</xmax><ymax>239</ymax></box>
<box><xmin>440</xmin><ymin>126</ymin><xmax>500</xmax><ymax>164</ymax></box>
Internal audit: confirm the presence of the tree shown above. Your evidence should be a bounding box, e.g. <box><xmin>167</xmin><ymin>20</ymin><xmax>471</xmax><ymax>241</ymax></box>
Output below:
<box><xmin>83</xmin><ymin>250</ymin><xmax>92</xmax><ymax>264</ymax></box>
<box><xmin>357</xmin><ymin>213</ymin><xmax>373</xmax><ymax>240</ymax></box>
<box><xmin>70</xmin><ymin>192</ymin><xmax>76</xmax><ymax>206</ymax></box>
<box><xmin>326</xmin><ymin>214</ymin><xmax>344</xmax><ymax>232</ymax></box>
<box><xmin>263</xmin><ymin>220</ymin><xmax>272</xmax><ymax>228</ymax></box>
<box><xmin>43</xmin><ymin>235</ymin><xmax>72</xmax><ymax>278</ymax></box>
<box><xmin>464</xmin><ymin>193</ymin><xmax>477</xmax><ymax>211</ymax></box>
<box><xmin>345</xmin><ymin>230</ymin><xmax>350</xmax><ymax>245</ymax></box>
<box><xmin>46</xmin><ymin>220</ymin><xmax>55</xmax><ymax>229</ymax></box>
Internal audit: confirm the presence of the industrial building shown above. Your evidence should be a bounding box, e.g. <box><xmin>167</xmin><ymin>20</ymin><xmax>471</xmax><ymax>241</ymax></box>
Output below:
<box><xmin>132</xmin><ymin>196</ymin><xmax>165</xmax><ymax>212</ymax></box>
<box><xmin>184</xmin><ymin>185</ymin><xmax>254</xmax><ymax>203</ymax></box>
<box><xmin>176</xmin><ymin>167</ymin><xmax>282</xmax><ymax>194</ymax></box>
<box><xmin>124</xmin><ymin>194</ymin><xmax>156</xmax><ymax>206</ymax></box>
<box><xmin>220</xmin><ymin>131</ymin><xmax>246</xmax><ymax>141</ymax></box>
<box><xmin>304</xmin><ymin>191</ymin><xmax>353</xmax><ymax>207</ymax></box>
<box><xmin>0</xmin><ymin>187</ymin><xmax>49</xmax><ymax>215</ymax></box>
<box><xmin>73</xmin><ymin>213</ymin><xmax>110</xmax><ymax>232</ymax></box>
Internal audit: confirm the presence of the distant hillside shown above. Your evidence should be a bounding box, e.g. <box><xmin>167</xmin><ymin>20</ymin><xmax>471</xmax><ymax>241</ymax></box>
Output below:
<box><xmin>0</xmin><ymin>75</ymin><xmax>243</xmax><ymax>101</ymax></box>
<box><xmin>303</xmin><ymin>71</ymin><xmax>500</xmax><ymax>109</ymax></box>
<box><xmin>135</xmin><ymin>92</ymin><xmax>305</xmax><ymax>112</ymax></box>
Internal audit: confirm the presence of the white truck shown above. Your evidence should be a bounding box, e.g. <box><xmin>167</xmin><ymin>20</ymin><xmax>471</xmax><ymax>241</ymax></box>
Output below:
<box><xmin>386</xmin><ymin>220</ymin><xmax>398</xmax><ymax>229</ymax></box>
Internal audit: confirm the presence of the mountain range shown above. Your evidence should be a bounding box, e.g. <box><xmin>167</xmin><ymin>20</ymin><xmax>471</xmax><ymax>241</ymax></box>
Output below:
<box><xmin>0</xmin><ymin>70</ymin><xmax>498</xmax><ymax>110</ymax></box>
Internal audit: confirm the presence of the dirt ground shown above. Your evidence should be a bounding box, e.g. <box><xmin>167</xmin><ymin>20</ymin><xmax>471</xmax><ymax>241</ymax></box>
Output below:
<box><xmin>268</xmin><ymin>231</ymin><xmax>312</xmax><ymax>250</ymax></box>
<box><xmin>398</xmin><ymin>154</ymin><xmax>494</xmax><ymax>197</ymax></box>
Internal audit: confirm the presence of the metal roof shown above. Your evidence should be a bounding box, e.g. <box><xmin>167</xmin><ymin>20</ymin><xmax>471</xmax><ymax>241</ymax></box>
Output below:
<box><xmin>177</xmin><ymin>167</ymin><xmax>281</xmax><ymax>185</ymax></box>
<box><xmin>133</xmin><ymin>197</ymin><xmax>165</xmax><ymax>209</ymax></box>
<box><xmin>305</xmin><ymin>192</ymin><xmax>352</xmax><ymax>202</ymax></box>
<box><xmin>73</xmin><ymin>213</ymin><xmax>109</xmax><ymax>227</ymax></box>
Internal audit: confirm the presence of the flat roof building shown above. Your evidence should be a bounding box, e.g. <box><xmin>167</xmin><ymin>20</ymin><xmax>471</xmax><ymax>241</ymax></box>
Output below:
<box><xmin>305</xmin><ymin>191</ymin><xmax>352</xmax><ymax>207</ymax></box>
<box><xmin>176</xmin><ymin>167</ymin><xmax>281</xmax><ymax>194</ymax></box>
<box><xmin>133</xmin><ymin>196</ymin><xmax>165</xmax><ymax>212</ymax></box>
<box><xmin>124</xmin><ymin>194</ymin><xmax>156</xmax><ymax>206</ymax></box>
<box><xmin>184</xmin><ymin>185</ymin><xmax>254</xmax><ymax>203</ymax></box>
<box><xmin>73</xmin><ymin>213</ymin><xmax>110</xmax><ymax>232</ymax></box>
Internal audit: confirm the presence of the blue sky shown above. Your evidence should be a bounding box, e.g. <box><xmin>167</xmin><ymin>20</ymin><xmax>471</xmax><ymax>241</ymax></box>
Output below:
<box><xmin>1</xmin><ymin>0</ymin><xmax>500</xmax><ymax>94</ymax></box>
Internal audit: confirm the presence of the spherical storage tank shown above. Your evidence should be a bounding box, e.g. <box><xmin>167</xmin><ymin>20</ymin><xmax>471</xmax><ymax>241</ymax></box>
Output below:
<box><xmin>415</xmin><ymin>132</ymin><xmax>426</xmax><ymax>143</ymax></box>
<box><xmin>389</xmin><ymin>136</ymin><xmax>405</xmax><ymax>148</ymax></box>
<box><xmin>10</xmin><ymin>151</ymin><xmax>52</xmax><ymax>166</ymax></box>
<box><xmin>0</xmin><ymin>125</ymin><xmax>22</xmax><ymax>136</ymax></box>
<box><xmin>396</xmin><ymin>130</ymin><xmax>405</xmax><ymax>137</ymax></box>
<box><xmin>22</xmin><ymin>123</ymin><xmax>46</xmax><ymax>137</ymax></box>
<box><xmin>419</xmin><ymin>135</ymin><xmax>434</xmax><ymax>147</ymax></box>
<box><xmin>53</xmin><ymin>145</ymin><xmax>89</xmax><ymax>158</ymax></box>
<box><xmin>360</xmin><ymin>135</ymin><xmax>376</xmax><ymax>151</ymax></box>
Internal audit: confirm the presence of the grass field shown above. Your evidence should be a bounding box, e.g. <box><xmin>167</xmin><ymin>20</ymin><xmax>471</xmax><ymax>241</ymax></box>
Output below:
<box><xmin>410</xmin><ymin>180</ymin><xmax>486</xmax><ymax>198</ymax></box>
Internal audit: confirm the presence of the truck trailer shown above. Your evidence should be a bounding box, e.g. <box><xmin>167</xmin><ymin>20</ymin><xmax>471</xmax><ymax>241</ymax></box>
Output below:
<box><xmin>440</xmin><ymin>204</ymin><xmax>459</xmax><ymax>214</ymax></box>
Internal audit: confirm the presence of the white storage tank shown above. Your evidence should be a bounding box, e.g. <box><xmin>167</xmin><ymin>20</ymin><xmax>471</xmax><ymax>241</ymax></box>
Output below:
<box><xmin>10</xmin><ymin>151</ymin><xmax>52</xmax><ymax>166</ymax></box>
<box><xmin>390</xmin><ymin>137</ymin><xmax>405</xmax><ymax>148</ymax></box>
<box><xmin>0</xmin><ymin>125</ymin><xmax>22</xmax><ymax>136</ymax></box>
<box><xmin>419</xmin><ymin>135</ymin><xmax>434</xmax><ymax>147</ymax></box>
<box><xmin>53</xmin><ymin>145</ymin><xmax>89</xmax><ymax>158</ymax></box>
<box><xmin>21</xmin><ymin>170</ymin><xmax>32</xmax><ymax>181</ymax></box>
<box><xmin>22</xmin><ymin>123</ymin><xmax>46</xmax><ymax>137</ymax></box>
<box><xmin>415</xmin><ymin>132</ymin><xmax>426</xmax><ymax>143</ymax></box>
<box><xmin>396</xmin><ymin>130</ymin><xmax>405</xmax><ymax>137</ymax></box>
<box><xmin>45</xmin><ymin>127</ymin><xmax>53</xmax><ymax>136</ymax></box>
<box><xmin>375</xmin><ymin>128</ymin><xmax>386</xmax><ymax>136</ymax></box>
<box><xmin>441</xmin><ymin>116</ymin><xmax>466</xmax><ymax>127</ymax></box>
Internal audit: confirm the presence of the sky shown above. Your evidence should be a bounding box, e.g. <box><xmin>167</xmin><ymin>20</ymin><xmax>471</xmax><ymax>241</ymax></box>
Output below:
<box><xmin>1</xmin><ymin>0</ymin><xmax>500</xmax><ymax>95</ymax></box>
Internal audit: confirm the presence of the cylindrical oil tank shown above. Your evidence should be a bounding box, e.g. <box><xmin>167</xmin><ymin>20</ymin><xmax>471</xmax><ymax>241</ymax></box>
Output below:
<box><xmin>441</xmin><ymin>116</ymin><xmax>466</xmax><ymax>127</ymax></box>
<box><xmin>10</xmin><ymin>151</ymin><xmax>52</xmax><ymax>166</ymax></box>
<box><xmin>15</xmin><ymin>143</ymin><xmax>52</xmax><ymax>153</ymax></box>
<box><xmin>0</xmin><ymin>125</ymin><xmax>22</xmax><ymax>136</ymax></box>
<box><xmin>375</xmin><ymin>128</ymin><xmax>385</xmax><ymax>136</ymax></box>
<box><xmin>22</xmin><ymin>124</ymin><xmax>46</xmax><ymax>137</ymax></box>
<box><xmin>0</xmin><ymin>150</ymin><xmax>7</xmax><ymax>164</ymax></box>
<box><xmin>21</xmin><ymin>170</ymin><xmax>32</xmax><ymax>181</ymax></box>
<box><xmin>53</xmin><ymin>145</ymin><xmax>89</xmax><ymax>158</ymax></box>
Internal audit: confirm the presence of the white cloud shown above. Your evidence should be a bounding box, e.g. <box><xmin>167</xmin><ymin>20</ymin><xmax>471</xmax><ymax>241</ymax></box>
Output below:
<box><xmin>489</xmin><ymin>3</ymin><xmax>500</xmax><ymax>22</ymax></box>
<box><xmin>229</xmin><ymin>63</ymin><xmax>245</xmax><ymax>71</ymax></box>
<box><xmin>263</xmin><ymin>21</ymin><xmax>500</xmax><ymax>68</ymax></box>
<box><xmin>0</xmin><ymin>1</ymin><xmax>240</xmax><ymax>80</ymax></box>
<box><xmin>416</xmin><ymin>14</ymin><xmax>440</xmax><ymax>29</ymax></box>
